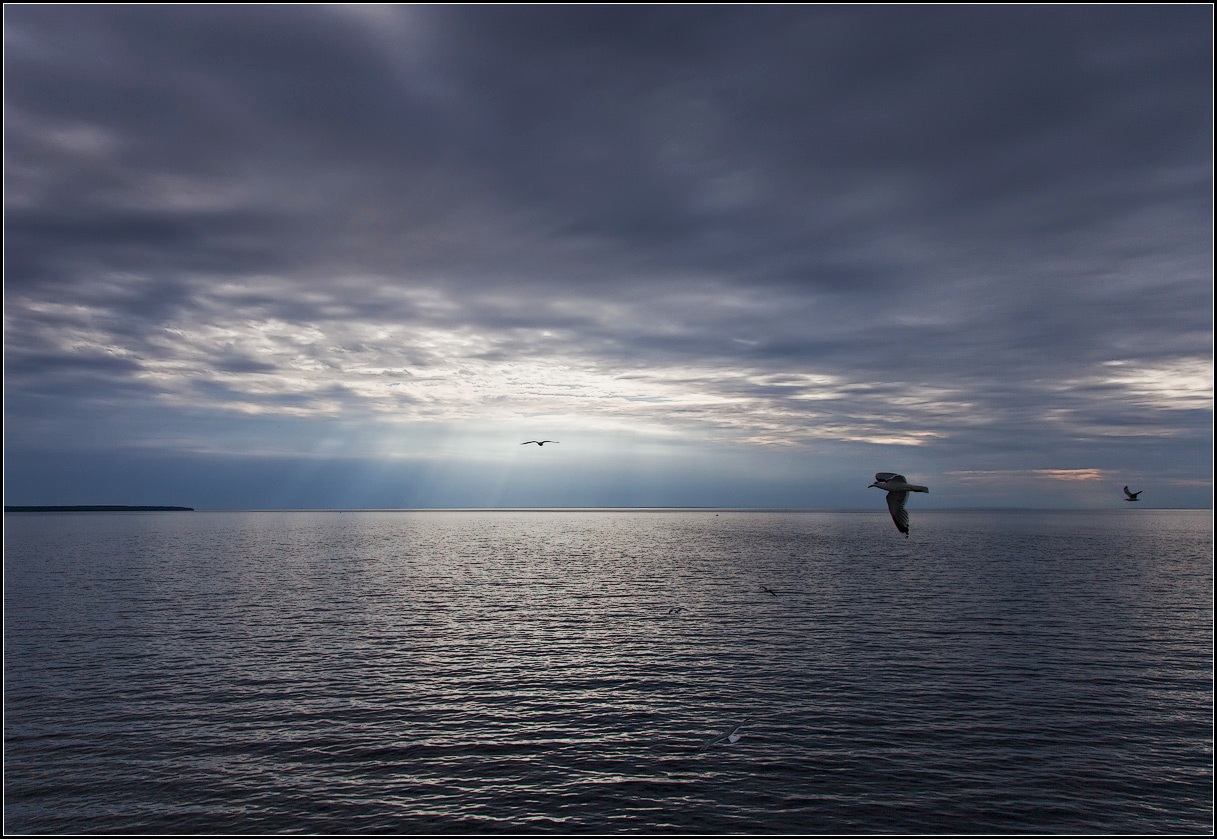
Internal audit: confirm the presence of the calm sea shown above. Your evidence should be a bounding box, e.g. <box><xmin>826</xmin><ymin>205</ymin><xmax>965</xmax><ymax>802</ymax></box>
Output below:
<box><xmin>4</xmin><ymin>509</ymin><xmax>1212</xmax><ymax>834</ymax></box>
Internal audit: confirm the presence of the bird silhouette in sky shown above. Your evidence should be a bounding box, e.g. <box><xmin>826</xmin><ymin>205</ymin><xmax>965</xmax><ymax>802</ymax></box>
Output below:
<box><xmin>869</xmin><ymin>472</ymin><xmax>930</xmax><ymax>537</ymax></box>
<box><xmin>521</xmin><ymin>440</ymin><xmax>559</xmax><ymax>446</ymax></box>
<box><xmin>1123</xmin><ymin>486</ymin><xmax>1143</xmax><ymax>501</ymax></box>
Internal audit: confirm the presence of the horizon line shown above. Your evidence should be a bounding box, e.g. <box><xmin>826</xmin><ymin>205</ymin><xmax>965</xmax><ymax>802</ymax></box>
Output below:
<box><xmin>8</xmin><ymin>505</ymin><xmax>1206</xmax><ymax>514</ymax></box>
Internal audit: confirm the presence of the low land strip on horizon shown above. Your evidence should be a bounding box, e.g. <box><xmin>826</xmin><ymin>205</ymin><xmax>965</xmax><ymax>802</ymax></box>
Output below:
<box><xmin>4</xmin><ymin>506</ymin><xmax>195</xmax><ymax>512</ymax></box>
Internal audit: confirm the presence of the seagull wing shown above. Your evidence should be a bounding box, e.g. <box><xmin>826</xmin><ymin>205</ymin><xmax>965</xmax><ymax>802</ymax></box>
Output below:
<box><xmin>1123</xmin><ymin>485</ymin><xmax>1131</xmax><ymax>497</ymax></box>
<box><xmin>701</xmin><ymin>721</ymin><xmax>748</xmax><ymax>750</ymax></box>
<box><xmin>875</xmin><ymin>472</ymin><xmax>906</xmax><ymax>484</ymax></box>
<box><xmin>885</xmin><ymin>490</ymin><xmax>910</xmax><ymax>535</ymax></box>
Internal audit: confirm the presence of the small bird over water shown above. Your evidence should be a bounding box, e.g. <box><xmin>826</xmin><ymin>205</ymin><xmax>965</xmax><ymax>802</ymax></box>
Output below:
<box><xmin>869</xmin><ymin>472</ymin><xmax>930</xmax><ymax>537</ymax></box>
<box><xmin>1123</xmin><ymin>486</ymin><xmax>1143</xmax><ymax>501</ymax></box>
<box><xmin>700</xmin><ymin>720</ymin><xmax>749</xmax><ymax>750</ymax></box>
<box><xmin>521</xmin><ymin>440</ymin><xmax>559</xmax><ymax>446</ymax></box>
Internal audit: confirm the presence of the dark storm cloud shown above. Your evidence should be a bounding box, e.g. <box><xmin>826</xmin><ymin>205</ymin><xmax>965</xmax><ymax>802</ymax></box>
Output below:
<box><xmin>3</xmin><ymin>4</ymin><xmax>1211</xmax><ymax>506</ymax></box>
<box><xmin>417</xmin><ymin>5</ymin><xmax>1209</xmax><ymax>280</ymax></box>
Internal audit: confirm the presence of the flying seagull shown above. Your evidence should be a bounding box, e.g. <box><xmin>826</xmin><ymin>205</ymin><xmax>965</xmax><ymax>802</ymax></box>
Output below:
<box><xmin>521</xmin><ymin>441</ymin><xmax>559</xmax><ymax>446</ymax></box>
<box><xmin>700</xmin><ymin>720</ymin><xmax>749</xmax><ymax>750</ymax></box>
<box><xmin>1123</xmin><ymin>486</ymin><xmax>1142</xmax><ymax>501</ymax></box>
<box><xmin>868</xmin><ymin>472</ymin><xmax>929</xmax><ymax>537</ymax></box>
<box><xmin>761</xmin><ymin>586</ymin><xmax>778</xmax><ymax>597</ymax></box>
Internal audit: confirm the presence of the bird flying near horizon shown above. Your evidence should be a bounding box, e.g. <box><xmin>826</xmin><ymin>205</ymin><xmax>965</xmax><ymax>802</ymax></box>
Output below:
<box><xmin>1123</xmin><ymin>486</ymin><xmax>1143</xmax><ymax>501</ymax></box>
<box><xmin>521</xmin><ymin>440</ymin><xmax>559</xmax><ymax>446</ymax></box>
<box><xmin>869</xmin><ymin>472</ymin><xmax>930</xmax><ymax>537</ymax></box>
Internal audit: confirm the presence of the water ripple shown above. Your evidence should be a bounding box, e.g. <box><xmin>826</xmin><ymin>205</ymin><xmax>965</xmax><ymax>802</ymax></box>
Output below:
<box><xmin>5</xmin><ymin>510</ymin><xmax>1212</xmax><ymax>833</ymax></box>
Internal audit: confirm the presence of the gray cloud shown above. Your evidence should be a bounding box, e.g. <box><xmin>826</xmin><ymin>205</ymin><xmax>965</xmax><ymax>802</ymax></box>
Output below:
<box><xmin>3</xmin><ymin>5</ymin><xmax>1211</xmax><ymax>507</ymax></box>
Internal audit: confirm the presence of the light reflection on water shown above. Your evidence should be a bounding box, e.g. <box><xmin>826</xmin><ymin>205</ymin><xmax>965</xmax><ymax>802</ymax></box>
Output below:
<box><xmin>4</xmin><ymin>509</ymin><xmax>1213</xmax><ymax>833</ymax></box>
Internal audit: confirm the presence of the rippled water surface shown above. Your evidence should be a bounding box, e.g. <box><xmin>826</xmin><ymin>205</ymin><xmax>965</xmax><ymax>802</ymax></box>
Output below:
<box><xmin>4</xmin><ymin>509</ymin><xmax>1212</xmax><ymax>833</ymax></box>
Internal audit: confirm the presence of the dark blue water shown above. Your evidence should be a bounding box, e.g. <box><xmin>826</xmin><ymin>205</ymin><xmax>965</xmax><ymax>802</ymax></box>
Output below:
<box><xmin>4</xmin><ymin>510</ymin><xmax>1212</xmax><ymax>833</ymax></box>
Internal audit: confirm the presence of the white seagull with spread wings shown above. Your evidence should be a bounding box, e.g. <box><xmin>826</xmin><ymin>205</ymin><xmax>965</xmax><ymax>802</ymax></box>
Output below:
<box><xmin>869</xmin><ymin>473</ymin><xmax>929</xmax><ymax>537</ymax></box>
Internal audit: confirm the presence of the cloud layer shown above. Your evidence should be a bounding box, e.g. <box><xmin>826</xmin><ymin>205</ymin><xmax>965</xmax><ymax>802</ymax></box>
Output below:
<box><xmin>4</xmin><ymin>5</ymin><xmax>1212</xmax><ymax>508</ymax></box>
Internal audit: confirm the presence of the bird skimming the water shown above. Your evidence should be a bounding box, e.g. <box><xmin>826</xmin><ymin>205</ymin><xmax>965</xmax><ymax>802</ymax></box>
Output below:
<box><xmin>700</xmin><ymin>720</ymin><xmax>749</xmax><ymax>750</ymax></box>
<box><xmin>869</xmin><ymin>473</ymin><xmax>929</xmax><ymax>537</ymax></box>
<box><xmin>1123</xmin><ymin>486</ymin><xmax>1142</xmax><ymax>501</ymax></box>
<box><xmin>521</xmin><ymin>440</ymin><xmax>559</xmax><ymax>446</ymax></box>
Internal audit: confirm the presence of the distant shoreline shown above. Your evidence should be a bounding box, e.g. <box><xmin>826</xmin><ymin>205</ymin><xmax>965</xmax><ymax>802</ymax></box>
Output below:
<box><xmin>4</xmin><ymin>505</ymin><xmax>195</xmax><ymax>512</ymax></box>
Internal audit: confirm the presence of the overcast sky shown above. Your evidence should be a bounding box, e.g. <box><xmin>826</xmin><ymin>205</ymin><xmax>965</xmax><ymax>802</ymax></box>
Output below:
<box><xmin>4</xmin><ymin>5</ymin><xmax>1212</xmax><ymax>510</ymax></box>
